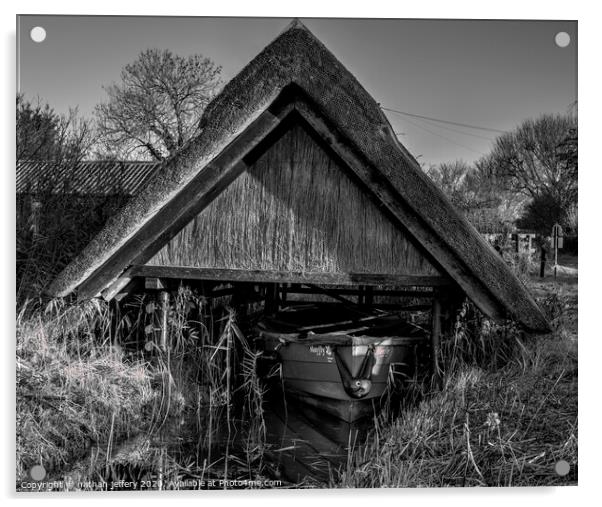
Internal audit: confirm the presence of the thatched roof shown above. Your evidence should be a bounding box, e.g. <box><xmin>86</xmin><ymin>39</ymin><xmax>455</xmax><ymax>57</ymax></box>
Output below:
<box><xmin>17</xmin><ymin>160</ymin><xmax>160</xmax><ymax>195</ymax></box>
<box><xmin>47</xmin><ymin>20</ymin><xmax>549</xmax><ymax>332</ymax></box>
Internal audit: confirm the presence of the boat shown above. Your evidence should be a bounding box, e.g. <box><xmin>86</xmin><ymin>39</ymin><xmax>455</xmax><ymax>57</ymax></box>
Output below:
<box><xmin>255</xmin><ymin>305</ymin><xmax>428</xmax><ymax>422</ymax></box>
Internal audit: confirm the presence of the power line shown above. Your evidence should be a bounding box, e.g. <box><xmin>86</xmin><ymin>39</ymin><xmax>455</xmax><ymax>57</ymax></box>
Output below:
<box><xmin>414</xmin><ymin>115</ymin><xmax>496</xmax><ymax>141</ymax></box>
<box><xmin>397</xmin><ymin>115</ymin><xmax>487</xmax><ymax>156</ymax></box>
<box><xmin>381</xmin><ymin>106</ymin><xmax>507</xmax><ymax>134</ymax></box>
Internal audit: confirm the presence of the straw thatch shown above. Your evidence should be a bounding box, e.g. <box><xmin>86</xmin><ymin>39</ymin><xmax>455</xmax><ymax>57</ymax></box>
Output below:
<box><xmin>48</xmin><ymin>19</ymin><xmax>548</xmax><ymax>332</ymax></box>
<box><xmin>148</xmin><ymin>123</ymin><xmax>439</xmax><ymax>276</ymax></box>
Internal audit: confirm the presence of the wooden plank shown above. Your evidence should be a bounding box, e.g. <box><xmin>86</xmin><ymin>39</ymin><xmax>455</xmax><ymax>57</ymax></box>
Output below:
<box><xmin>76</xmin><ymin>100</ymin><xmax>296</xmax><ymax>299</ymax></box>
<box><xmin>280</xmin><ymin>287</ymin><xmax>435</xmax><ymax>298</ymax></box>
<box><xmin>283</xmin><ymin>301</ymin><xmax>431</xmax><ymax>311</ymax></box>
<box><xmin>304</xmin><ymin>283</ymin><xmax>358</xmax><ymax>307</ymax></box>
<box><xmin>131</xmin><ymin>265</ymin><xmax>451</xmax><ymax>287</ymax></box>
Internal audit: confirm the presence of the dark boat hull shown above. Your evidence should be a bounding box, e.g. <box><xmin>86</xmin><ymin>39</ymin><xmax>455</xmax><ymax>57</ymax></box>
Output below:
<box><xmin>256</xmin><ymin>307</ymin><xmax>428</xmax><ymax>422</ymax></box>
<box><xmin>276</xmin><ymin>336</ymin><xmax>423</xmax><ymax>422</ymax></box>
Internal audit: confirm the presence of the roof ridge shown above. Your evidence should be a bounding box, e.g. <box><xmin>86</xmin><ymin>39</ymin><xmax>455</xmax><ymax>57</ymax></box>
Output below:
<box><xmin>256</xmin><ymin>18</ymin><xmax>316</xmax><ymax>52</ymax></box>
<box><xmin>280</xmin><ymin>17</ymin><xmax>310</xmax><ymax>34</ymax></box>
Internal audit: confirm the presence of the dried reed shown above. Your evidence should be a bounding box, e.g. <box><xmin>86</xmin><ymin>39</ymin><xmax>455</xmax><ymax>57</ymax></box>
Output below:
<box><xmin>149</xmin><ymin>124</ymin><xmax>438</xmax><ymax>277</ymax></box>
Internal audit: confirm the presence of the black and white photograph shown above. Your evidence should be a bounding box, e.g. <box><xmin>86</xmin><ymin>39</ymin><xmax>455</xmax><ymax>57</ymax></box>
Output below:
<box><xmin>13</xmin><ymin>11</ymin><xmax>579</xmax><ymax>493</ymax></box>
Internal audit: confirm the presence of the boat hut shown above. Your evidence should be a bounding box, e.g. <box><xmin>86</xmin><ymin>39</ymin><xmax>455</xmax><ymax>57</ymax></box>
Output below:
<box><xmin>48</xmin><ymin>20</ymin><xmax>549</xmax><ymax>364</ymax></box>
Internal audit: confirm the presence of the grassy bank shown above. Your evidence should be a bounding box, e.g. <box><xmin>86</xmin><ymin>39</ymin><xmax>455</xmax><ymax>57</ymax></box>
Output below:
<box><xmin>334</xmin><ymin>275</ymin><xmax>578</xmax><ymax>487</ymax></box>
<box><xmin>16</xmin><ymin>299</ymin><xmax>156</xmax><ymax>483</ymax></box>
<box><xmin>16</xmin><ymin>293</ymin><xmax>269</xmax><ymax>490</ymax></box>
<box><xmin>16</xmin><ymin>270</ymin><xmax>577</xmax><ymax>489</ymax></box>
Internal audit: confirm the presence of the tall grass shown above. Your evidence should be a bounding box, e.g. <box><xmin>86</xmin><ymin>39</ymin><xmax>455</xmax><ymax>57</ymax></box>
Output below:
<box><xmin>16</xmin><ymin>299</ymin><xmax>156</xmax><ymax>482</ymax></box>
<box><xmin>333</xmin><ymin>294</ymin><xmax>577</xmax><ymax>487</ymax></box>
<box><xmin>16</xmin><ymin>287</ymin><xmax>269</xmax><ymax>490</ymax></box>
<box><xmin>17</xmin><ymin>276</ymin><xmax>577</xmax><ymax>489</ymax></box>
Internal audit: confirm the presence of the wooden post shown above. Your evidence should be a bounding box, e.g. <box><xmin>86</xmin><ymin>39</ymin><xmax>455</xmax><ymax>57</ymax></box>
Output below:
<box><xmin>365</xmin><ymin>286</ymin><xmax>374</xmax><ymax>308</ymax></box>
<box><xmin>264</xmin><ymin>283</ymin><xmax>279</xmax><ymax>315</ymax></box>
<box><xmin>159</xmin><ymin>291</ymin><xmax>170</xmax><ymax>351</ymax></box>
<box><xmin>109</xmin><ymin>298</ymin><xmax>121</xmax><ymax>347</ymax></box>
<box><xmin>281</xmin><ymin>283</ymin><xmax>288</xmax><ymax>307</ymax></box>
<box><xmin>358</xmin><ymin>285</ymin><xmax>365</xmax><ymax>307</ymax></box>
<box><xmin>540</xmin><ymin>244</ymin><xmax>547</xmax><ymax>278</ymax></box>
<box><xmin>431</xmin><ymin>293</ymin><xmax>442</xmax><ymax>389</ymax></box>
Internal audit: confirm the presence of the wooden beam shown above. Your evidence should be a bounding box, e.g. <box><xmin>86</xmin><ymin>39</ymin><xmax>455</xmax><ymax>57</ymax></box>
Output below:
<box><xmin>283</xmin><ymin>301</ymin><xmax>431</xmax><ymax>311</ymax></box>
<box><xmin>131</xmin><ymin>265</ymin><xmax>451</xmax><ymax>287</ymax></box>
<box><xmin>304</xmin><ymin>283</ymin><xmax>358</xmax><ymax>306</ymax></box>
<box><xmin>279</xmin><ymin>287</ymin><xmax>435</xmax><ymax>298</ymax></box>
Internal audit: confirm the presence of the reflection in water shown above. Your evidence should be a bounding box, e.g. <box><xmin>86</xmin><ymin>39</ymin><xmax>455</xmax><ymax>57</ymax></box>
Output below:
<box><xmin>262</xmin><ymin>385</ymin><xmax>373</xmax><ymax>484</ymax></box>
<box><xmin>80</xmin><ymin>380</ymin><xmax>386</xmax><ymax>489</ymax></box>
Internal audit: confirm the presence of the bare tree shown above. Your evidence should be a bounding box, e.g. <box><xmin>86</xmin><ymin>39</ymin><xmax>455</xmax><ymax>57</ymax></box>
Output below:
<box><xmin>482</xmin><ymin>113</ymin><xmax>577</xmax><ymax>213</ymax></box>
<box><xmin>426</xmin><ymin>160</ymin><xmax>512</xmax><ymax>211</ymax></box>
<box><xmin>425</xmin><ymin>160</ymin><xmax>470</xmax><ymax>208</ymax></box>
<box><xmin>427</xmin><ymin>159</ymin><xmax>528</xmax><ymax>232</ymax></box>
<box><xmin>95</xmin><ymin>49</ymin><xmax>222</xmax><ymax>161</ymax></box>
<box><xmin>17</xmin><ymin>94</ymin><xmax>93</xmax><ymax>165</ymax></box>
<box><xmin>17</xmin><ymin>94</ymin><xmax>96</xmax><ymax>298</ymax></box>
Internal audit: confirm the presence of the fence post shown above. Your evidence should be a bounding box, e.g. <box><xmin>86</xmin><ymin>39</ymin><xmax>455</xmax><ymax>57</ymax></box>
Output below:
<box><xmin>431</xmin><ymin>292</ymin><xmax>442</xmax><ymax>389</ymax></box>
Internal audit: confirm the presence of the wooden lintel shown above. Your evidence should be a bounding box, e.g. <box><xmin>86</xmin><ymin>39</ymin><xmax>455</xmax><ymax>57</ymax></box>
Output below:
<box><xmin>131</xmin><ymin>265</ymin><xmax>451</xmax><ymax>288</ymax></box>
<box><xmin>280</xmin><ymin>287</ymin><xmax>436</xmax><ymax>298</ymax></box>
<box><xmin>283</xmin><ymin>301</ymin><xmax>431</xmax><ymax>311</ymax></box>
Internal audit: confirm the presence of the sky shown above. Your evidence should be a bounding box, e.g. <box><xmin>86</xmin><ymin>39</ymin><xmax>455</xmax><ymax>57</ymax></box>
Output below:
<box><xmin>16</xmin><ymin>16</ymin><xmax>577</xmax><ymax>167</ymax></box>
